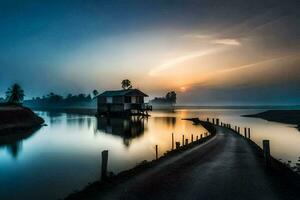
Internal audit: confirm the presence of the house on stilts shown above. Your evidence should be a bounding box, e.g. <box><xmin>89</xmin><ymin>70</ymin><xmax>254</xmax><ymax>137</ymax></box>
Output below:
<box><xmin>96</xmin><ymin>89</ymin><xmax>152</xmax><ymax>116</ymax></box>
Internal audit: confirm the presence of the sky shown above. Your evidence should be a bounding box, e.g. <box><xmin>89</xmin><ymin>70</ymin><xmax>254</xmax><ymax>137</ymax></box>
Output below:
<box><xmin>0</xmin><ymin>0</ymin><xmax>299</xmax><ymax>105</ymax></box>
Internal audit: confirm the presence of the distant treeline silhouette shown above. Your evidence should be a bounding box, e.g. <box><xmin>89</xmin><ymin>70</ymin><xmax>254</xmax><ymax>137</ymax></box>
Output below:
<box><xmin>24</xmin><ymin>92</ymin><xmax>97</xmax><ymax>108</ymax></box>
<box><xmin>149</xmin><ymin>91</ymin><xmax>176</xmax><ymax>106</ymax></box>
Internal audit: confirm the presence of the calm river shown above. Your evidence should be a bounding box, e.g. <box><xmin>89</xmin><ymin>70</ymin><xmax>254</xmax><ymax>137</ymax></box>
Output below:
<box><xmin>0</xmin><ymin>109</ymin><xmax>299</xmax><ymax>200</ymax></box>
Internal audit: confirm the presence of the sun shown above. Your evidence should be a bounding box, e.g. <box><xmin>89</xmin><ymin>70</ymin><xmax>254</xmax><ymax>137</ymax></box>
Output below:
<box><xmin>180</xmin><ymin>86</ymin><xmax>187</xmax><ymax>92</ymax></box>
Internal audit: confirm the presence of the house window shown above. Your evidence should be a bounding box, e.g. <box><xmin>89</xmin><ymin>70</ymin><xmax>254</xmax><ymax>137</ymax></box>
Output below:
<box><xmin>107</xmin><ymin>97</ymin><xmax>113</xmax><ymax>103</ymax></box>
<box><xmin>131</xmin><ymin>96</ymin><xmax>137</xmax><ymax>103</ymax></box>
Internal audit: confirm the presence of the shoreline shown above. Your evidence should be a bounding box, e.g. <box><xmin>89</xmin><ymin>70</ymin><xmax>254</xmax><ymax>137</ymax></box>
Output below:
<box><xmin>0</xmin><ymin>105</ymin><xmax>44</xmax><ymax>134</ymax></box>
<box><xmin>30</xmin><ymin>107</ymin><xmax>97</xmax><ymax>116</ymax></box>
<box><xmin>244</xmin><ymin>110</ymin><xmax>300</xmax><ymax>131</ymax></box>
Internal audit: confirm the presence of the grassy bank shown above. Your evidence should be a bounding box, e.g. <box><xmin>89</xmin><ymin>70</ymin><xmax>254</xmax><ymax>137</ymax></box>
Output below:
<box><xmin>0</xmin><ymin>105</ymin><xmax>44</xmax><ymax>134</ymax></box>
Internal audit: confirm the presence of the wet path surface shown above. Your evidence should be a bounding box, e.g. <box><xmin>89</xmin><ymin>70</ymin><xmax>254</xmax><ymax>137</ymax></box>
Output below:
<box><xmin>91</xmin><ymin>126</ymin><xmax>300</xmax><ymax>200</ymax></box>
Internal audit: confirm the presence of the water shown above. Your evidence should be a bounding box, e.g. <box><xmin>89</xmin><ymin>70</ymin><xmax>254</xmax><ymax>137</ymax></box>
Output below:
<box><xmin>0</xmin><ymin>109</ymin><xmax>299</xmax><ymax>200</ymax></box>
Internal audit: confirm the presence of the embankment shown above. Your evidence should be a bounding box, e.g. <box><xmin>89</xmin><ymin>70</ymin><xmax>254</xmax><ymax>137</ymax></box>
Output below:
<box><xmin>0</xmin><ymin>105</ymin><xmax>44</xmax><ymax>134</ymax></box>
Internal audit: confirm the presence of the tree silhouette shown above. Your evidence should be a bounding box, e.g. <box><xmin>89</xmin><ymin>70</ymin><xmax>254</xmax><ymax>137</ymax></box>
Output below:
<box><xmin>92</xmin><ymin>89</ymin><xmax>99</xmax><ymax>97</ymax></box>
<box><xmin>5</xmin><ymin>83</ymin><xmax>25</xmax><ymax>104</ymax></box>
<box><xmin>121</xmin><ymin>79</ymin><xmax>132</xmax><ymax>90</ymax></box>
<box><xmin>166</xmin><ymin>91</ymin><xmax>177</xmax><ymax>105</ymax></box>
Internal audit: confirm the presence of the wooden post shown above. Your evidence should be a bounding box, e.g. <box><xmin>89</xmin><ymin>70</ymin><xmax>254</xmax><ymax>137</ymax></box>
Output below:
<box><xmin>101</xmin><ymin>150</ymin><xmax>108</xmax><ymax>180</ymax></box>
<box><xmin>201</xmin><ymin>134</ymin><xmax>203</xmax><ymax>139</ymax></box>
<box><xmin>175</xmin><ymin>142</ymin><xmax>180</xmax><ymax>149</ymax></box>
<box><xmin>216</xmin><ymin>118</ymin><xmax>219</xmax><ymax>125</ymax></box>
<box><xmin>244</xmin><ymin>127</ymin><xmax>247</xmax><ymax>138</ymax></box>
<box><xmin>185</xmin><ymin>139</ymin><xmax>188</xmax><ymax>145</ymax></box>
<box><xmin>212</xmin><ymin>118</ymin><xmax>215</xmax><ymax>124</ymax></box>
<box><xmin>263</xmin><ymin>140</ymin><xmax>271</xmax><ymax>167</ymax></box>
<box><xmin>196</xmin><ymin>136</ymin><xmax>199</xmax><ymax>141</ymax></box>
<box><xmin>171</xmin><ymin>133</ymin><xmax>174</xmax><ymax>150</ymax></box>
<box><xmin>238</xmin><ymin>127</ymin><xmax>240</xmax><ymax>134</ymax></box>
<box><xmin>207</xmin><ymin>118</ymin><xmax>209</xmax><ymax>122</ymax></box>
<box><xmin>182</xmin><ymin>135</ymin><xmax>184</xmax><ymax>146</ymax></box>
<box><xmin>191</xmin><ymin>134</ymin><xmax>194</xmax><ymax>142</ymax></box>
<box><xmin>221</xmin><ymin>122</ymin><xmax>223</xmax><ymax>126</ymax></box>
<box><xmin>248</xmin><ymin>128</ymin><xmax>251</xmax><ymax>140</ymax></box>
<box><xmin>155</xmin><ymin>145</ymin><xmax>158</xmax><ymax>160</ymax></box>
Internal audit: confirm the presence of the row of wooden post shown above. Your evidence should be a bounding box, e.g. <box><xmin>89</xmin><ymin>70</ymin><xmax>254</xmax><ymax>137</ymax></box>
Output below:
<box><xmin>175</xmin><ymin>132</ymin><xmax>207</xmax><ymax>149</ymax></box>
<box><xmin>155</xmin><ymin>132</ymin><xmax>208</xmax><ymax>161</ymax></box>
<box><xmin>207</xmin><ymin>117</ymin><xmax>220</xmax><ymax>126</ymax></box>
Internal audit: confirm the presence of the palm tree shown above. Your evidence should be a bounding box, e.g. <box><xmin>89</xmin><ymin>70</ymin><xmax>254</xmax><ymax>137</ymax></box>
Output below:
<box><xmin>92</xmin><ymin>89</ymin><xmax>99</xmax><ymax>97</ymax></box>
<box><xmin>6</xmin><ymin>83</ymin><xmax>25</xmax><ymax>104</ymax></box>
<box><xmin>121</xmin><ymin>79</ymin><xmax>133</xmax><ymax>90</ymax></box>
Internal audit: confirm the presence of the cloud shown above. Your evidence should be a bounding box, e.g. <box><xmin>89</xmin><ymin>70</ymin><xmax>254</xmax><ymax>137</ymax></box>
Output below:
<box><xmin>212</xmin><ymin>38</ymin><xmax>241</xmax><ymax>46</ymax></box>
<box><xmin>181</xmin><ymin>34</ymin><xmax>211</xmax><ymax>39</ymax></box>
<box><xmin>217</xmin><ymin>54</ymin><xmax>297</xmax><ymax>73</ymax></box>
<box><xmin>181</xmin><ymin>33</ymin><xmax>241</xmax><ymax>46</ymax></box>
<box><xmin>149</xmin><ymin>48</ymin><xmax>220</xmax><ymax>76</ymax></box>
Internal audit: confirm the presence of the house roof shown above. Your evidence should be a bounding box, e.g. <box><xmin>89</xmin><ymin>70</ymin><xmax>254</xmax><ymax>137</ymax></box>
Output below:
<box><xmin>97</xmin><ymin>89</ymin><xmax>148</xmax><ymax>97</ymax></box>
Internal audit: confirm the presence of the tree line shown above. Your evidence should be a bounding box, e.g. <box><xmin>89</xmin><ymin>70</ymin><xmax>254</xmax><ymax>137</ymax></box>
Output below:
<box><xmin>1</xmin><ymin>81</ymin><xmax>177</xmax><ymax>108</ymax></box>
<box><xmin>24</xmin><ymin>92</ymin><xmax>98</xmax><ymax>108</ymax></box>
<box><xmin>149</xmin><ymin>91</ymin><xmax>177</xmax><ymax>106</ymax></box>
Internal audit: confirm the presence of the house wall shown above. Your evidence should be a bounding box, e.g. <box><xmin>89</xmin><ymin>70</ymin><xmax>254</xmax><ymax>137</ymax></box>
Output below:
<box><xmin>113</xmin><ymin>96</ymin><xmax>124</xmax><ymax>103</ymax></box>
<box><xmin>97</xmin><ymin>94</ymin><xmax>146</xmax><ymax>114</ymax></box>
<box><xmin>97</xmin><ymin>103</ymin><xmax>125</xmax><ymax>112</ymax></box>
<box><xmin>126</xmin><ymin>96</ymin><xmax>144</xmax><ymax>104</ymax></box>
<box><xmin>98</xmin><ymin>96</ymin><xmax>106</xmax><ymax>103</ymax></box>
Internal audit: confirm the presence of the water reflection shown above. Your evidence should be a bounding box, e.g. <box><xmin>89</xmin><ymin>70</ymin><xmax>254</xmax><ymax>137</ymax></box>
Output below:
<box><xmin>153</xmin><ymin>117</ymin><xmax>176</xmax><ymax>128</ymax></box>
<box><xmin>40</xmin><ymin>111</ymin><xmax>64</xmax><ymax>125</ymax></box>
<box><xmin>0</xmin><ymin>127</ymin><xmax>40</xmax><ymax>158</ymax></box>
<box><xmin>96</xmin><ymin>116</ymin><xmax>147</xmax><ymax>147</ymax></box>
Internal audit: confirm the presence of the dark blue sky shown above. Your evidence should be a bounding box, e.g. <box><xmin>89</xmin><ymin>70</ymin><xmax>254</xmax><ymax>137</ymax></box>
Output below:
<box><xmin>0</xmin><ymin>0</ymin><xmax>299</xmax><ymax>105</ymax></box>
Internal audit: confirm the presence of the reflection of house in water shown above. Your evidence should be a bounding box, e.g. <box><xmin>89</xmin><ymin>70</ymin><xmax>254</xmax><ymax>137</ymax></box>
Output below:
<box><xmin>96</xmin><ymin>116</ymin><xmax>147</xmax><ymax>147</ymax></box>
